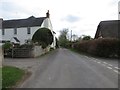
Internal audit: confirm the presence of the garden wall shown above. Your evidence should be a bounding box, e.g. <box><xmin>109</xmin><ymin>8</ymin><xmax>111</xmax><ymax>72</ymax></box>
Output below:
<box><xmin>31</xmin><ymin>46</ymin><xmax>50</xmax><ymax>57</ymax></box>
<box><xmin>12</xmin><ymin>45</ymin><xmax>50</xmax><ymax>58</ymax></box>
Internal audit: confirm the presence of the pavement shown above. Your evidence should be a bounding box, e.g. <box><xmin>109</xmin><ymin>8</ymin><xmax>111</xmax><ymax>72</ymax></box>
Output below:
<box><xmin>3</xmin><ymin>48</ymin><xmax>118</xmax><ymax>88</ymax></box>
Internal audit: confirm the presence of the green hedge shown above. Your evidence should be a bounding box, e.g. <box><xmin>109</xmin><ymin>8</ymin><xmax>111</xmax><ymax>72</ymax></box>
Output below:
<box><xmin>73</xmin><ymin>38</ymin><xmax>120</xmax><ymax>58</ymax></box>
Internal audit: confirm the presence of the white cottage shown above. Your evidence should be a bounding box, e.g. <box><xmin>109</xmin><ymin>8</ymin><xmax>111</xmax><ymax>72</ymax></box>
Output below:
<box><xmin>0</xmin><ymin>11</ymin><xmax>56</xmax><ymax>48</ymax></box>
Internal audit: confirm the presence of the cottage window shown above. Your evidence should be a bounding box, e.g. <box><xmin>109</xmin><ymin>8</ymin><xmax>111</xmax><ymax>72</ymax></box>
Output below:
<box><xmin>2</xmin><ymin>29</ymin><xmax>5</xmax><ymax>35</ymax></box>
<box><xmin>14</xmin><ymin>28</ymin><xmax>17</xmax><ymax>35</ymax></box>
<box><xmin>27</xmin><ymin>27</ymin><xmax>31</xmax><ymax>34</ymax></box>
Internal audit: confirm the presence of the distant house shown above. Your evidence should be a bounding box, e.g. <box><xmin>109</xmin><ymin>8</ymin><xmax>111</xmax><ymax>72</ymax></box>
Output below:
<box><xmin>0</xmin><ymin>11</ymin><xmax>56</xmax><ymax>48</ymax></box>
<box><xmin>94</xmin><ymin>20</ymin><xmax>120</xmax><ymax>39</ymax></box>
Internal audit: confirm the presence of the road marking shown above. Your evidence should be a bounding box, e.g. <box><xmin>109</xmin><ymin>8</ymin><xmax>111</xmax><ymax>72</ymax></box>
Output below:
<box><xmin>101</xmin><ymin>64</ymin><xmax>106</xmax><ymax>66</ymax></box>
<box><xmin>85</xmin><ymin>56</ymin><xmax>89</xmax><ymax>59</ymax></box>
<box><xmin>97</xmin><ymin>62</ymin><xmax>101</xmax><ymax>64</ymax></box>
<box><xmin>85</xmin><ymin>57</ymin><xmax>119</xmax><ymax>74</ymax></box>
<box><xmin>113</xmin><ymin>70</ymin><xmax>119</xmax><ymax>74</ymax></box>
<box><xmin>103</xmin><ymin>62</ymin><xmax>107</xmax><ymax>64</ymax></box>
<box><xmin>108</xmin><ymin>64</ymin><xmax>113</xmax><ymax>67</ymax></box>
<box><xmin>114</xmin><ymin>67</ymin><xmax>120</xmax><ymax>70</ymax></box>
<box><xmin>107</xmin><ymin>67</ymin><xmax>112</xmax><ymax>70</ymax></box>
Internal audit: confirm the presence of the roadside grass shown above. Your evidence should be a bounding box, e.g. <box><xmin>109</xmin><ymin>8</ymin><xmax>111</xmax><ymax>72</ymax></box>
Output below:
<box><xmin>0</xmin><ymin>68</ymin><xmax>2</xmax><ymax>89</ymax></box>
<box><xmin>69</xmin><ymin>48</ymin><xmax>91</xmax><ymax>56</ymax></box>
<box><xmin>2</xmin><ymin>66</ymin><xmax>25</xmax><ymax>88</ymax></box>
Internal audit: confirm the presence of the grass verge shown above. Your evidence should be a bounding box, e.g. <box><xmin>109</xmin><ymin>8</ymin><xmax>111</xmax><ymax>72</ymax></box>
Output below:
<box><xmin>2</xmin><ymin>66</ymin><xmax>25</xmax><ymax>88</ymax></box>
<box><xmin>0</xmin><ymin>68</ymin><xmax>2</xmax><ymax>90</ymax></box>
<box><xmin>69</xmin><ymin>48</ymin><xmax>91</xmax><ymax>56</ymax></box>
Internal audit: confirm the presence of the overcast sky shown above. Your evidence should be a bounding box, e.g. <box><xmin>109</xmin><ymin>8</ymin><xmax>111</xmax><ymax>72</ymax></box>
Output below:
<box><xmin>0</xmin><ymin>0</ymin><xmax>119</xmax><ymax>38</ymax></box>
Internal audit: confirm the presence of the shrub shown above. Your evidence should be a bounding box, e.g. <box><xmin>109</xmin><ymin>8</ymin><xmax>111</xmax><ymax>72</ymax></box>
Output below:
<box><xmin>32</xmin><ymin>28</ymin><xmax>53</xmax><ymax>49</ymax></box>
<box><xmin>2</xmin><ymin>42</ymin><xmax>12</xmax><ymax>57</ymax></box>
<box><xmin>92</xmin><ymin>38</ymin><xmax>119</xmax><ymax>57</ymax></box>
<box><xmin>2</xmin><ymin>42</ymin><xmax>12</xmax><ymax>50</ymax></box>
<box><xmin>73</xmin><ymin>38</ymin><xmax>120</xmax><ymax>58</ymax></box>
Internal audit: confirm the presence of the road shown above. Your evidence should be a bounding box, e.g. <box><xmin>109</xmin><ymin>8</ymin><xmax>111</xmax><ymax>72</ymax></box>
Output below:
<box><xmin>4</xmin><ymin>48</ymin><xmax>118</xmax><ymax>88</ymax></box>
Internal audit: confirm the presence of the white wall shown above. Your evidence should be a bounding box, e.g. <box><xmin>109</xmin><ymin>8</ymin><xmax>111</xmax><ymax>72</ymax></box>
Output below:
<box><xmin>42</xmin><ymin>18</ymin><xmax>56</xmax><ymax>49</ymax></box>
<box><xmin>2</xmin><ymin>26</ymin><xmax>41</xmax><ymax>45</ymax></box>
<box><xmin>16</xmin><ymin>27</ymin><xmax>41</xmax><ymax>44</ymax></box>
<box><xmin>0</xmin><ymin>29</ymin><xmax>2</xmax><ymax>46</ymax></box>
<box><xmin>2</xmin><ymin>17</ymin><xmax>56</xmax><ymax>48</ymax></box>
<box><xmin>2</xmin><ymin>28</ymin><xmax>13</xmax><ymax>41</ymax></box>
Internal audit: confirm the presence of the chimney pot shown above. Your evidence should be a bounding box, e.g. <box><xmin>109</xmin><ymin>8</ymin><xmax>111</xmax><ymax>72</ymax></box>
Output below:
<box><xmin>46</xmin><ymin>10</ymin><xmax>50</xmax><ymax>18</ymax></box>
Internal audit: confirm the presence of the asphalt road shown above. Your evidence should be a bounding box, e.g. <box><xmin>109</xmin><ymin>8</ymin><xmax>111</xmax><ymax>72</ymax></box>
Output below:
<box><xmin>4</xmin><ymin>48</ymin><xmax>118</xmax><ymax>88</ymax></box>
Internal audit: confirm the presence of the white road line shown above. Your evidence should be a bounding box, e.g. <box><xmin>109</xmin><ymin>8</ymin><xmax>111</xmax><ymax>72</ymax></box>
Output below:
<box><xmin>107</xmin><ymin>67</ymin><xmax>112</xmax><ymax>70</ymax></box>
<box><xmin>113</xmin><ymin>70</ymin><xmax>119</xmax><ymax>74</ymax></box>
<box><xmin>93</xmin><ymin>58</ymin><xmax>98</xmax><ymax>61</ymax></box>
<box><xmin>108</xmin><ymin>64</ymin><xmax>113</xmax><ymax>67</ymax></box>
<box><xmin>86</xmin><ymin>56</ymin><xmax>89</xmax><ymax>58</ymax></box>
<box><xmin>103</xmin><ymin>62</ymin><xmax>107</xmax><ymax>64</ymax></box>
<box><xmin>101</xmin><ymin>64</ymin><xmax>106</xmax><ymax>66</ymax></box>
<box><xmin>97</xmin><ymin>62</ymin><xmax>101</xmax><ymax>64</ymax></box>
<box><xmin>89</xmin><ymin>59</ymin><xmax>119</xmax><ymax>74</ymax></box>
<box><xmin>114</xmin><ymin>67</ymin><xmax>120</xmax><ymax>70</ymax></box>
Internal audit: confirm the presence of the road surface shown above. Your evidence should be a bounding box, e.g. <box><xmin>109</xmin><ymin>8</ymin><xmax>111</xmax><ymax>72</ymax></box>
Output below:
<box><xmin>4</xmin><ymin>48</ymin><xmax>118</xmax><ymax>88</ymax></box>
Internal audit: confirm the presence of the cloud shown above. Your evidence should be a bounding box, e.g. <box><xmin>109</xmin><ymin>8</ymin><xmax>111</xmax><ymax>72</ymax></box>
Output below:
<box><xmin>0</xmin><ymin>0</ymin><xmax>118</xmax><ymax>38</ymax></box>
<box><xmin>0</xmin><ymin>1</ymin><xmax>31</xmax><ymax>19</ymax></box>
<box><xmin>62</xmin><ymin>15</ymin><xmax>81</xmax><ymax>23</ymax></box>
<box><xmin>109</xmin><ymin>0</ymin><xmax>119</xmax><ymax>6</ymax></box>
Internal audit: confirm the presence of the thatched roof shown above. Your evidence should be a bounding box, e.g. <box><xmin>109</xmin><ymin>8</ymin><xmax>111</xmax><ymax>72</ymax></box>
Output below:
<box><xmin>94</xmin><ymin>20</ymin><xmax>120</xmax><ymax>39</ymax></box>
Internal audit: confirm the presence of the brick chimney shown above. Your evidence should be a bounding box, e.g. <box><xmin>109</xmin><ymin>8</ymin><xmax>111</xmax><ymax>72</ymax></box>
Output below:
<box><xmin>46</xmin><ymin>10</ymin><xmax>50</xmax><ymax>18</ymax></box>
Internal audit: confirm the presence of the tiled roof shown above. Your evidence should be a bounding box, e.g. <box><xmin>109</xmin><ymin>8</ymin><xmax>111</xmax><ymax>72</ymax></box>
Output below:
<box><xmin>3</xmin><ymin>16</ymin><xmax>46</xmax><ymax>29</ymax></box>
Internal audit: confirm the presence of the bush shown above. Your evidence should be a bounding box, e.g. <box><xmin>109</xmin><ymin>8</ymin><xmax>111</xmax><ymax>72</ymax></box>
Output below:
<box><xmin>73</xmin><ymin>38</ymin><xmax>120</xmax><ymax>58</ymax></box>
<box><xmin>2</xmin><ymin>42</ymin><xmax>12</xmax><ymax>50</ymax></box>
<box><xmin>32</xmin><ymin>28</ymin><xmax>53</xmax><ymax>49</ymax></box>
<box><xmin>2</xmin><ymin>42</ymin><xmax>12</xmax><ymax>57</ymax></box>
<box><xmin>92</xmin><ymin>39</ymin><xmax>119</xmax><ymax>57</ymax></box>
<box><xmin>73</xmin><ymin>40</ymin><xmax>90</xmax><ymax>52</ymax></box>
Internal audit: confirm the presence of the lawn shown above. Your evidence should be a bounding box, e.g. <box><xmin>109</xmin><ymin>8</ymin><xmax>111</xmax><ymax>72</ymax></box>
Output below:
<box><xmin>2</xmin><ymin>66</ymin><xmax>25</xmax><ymax>88</ymax></box>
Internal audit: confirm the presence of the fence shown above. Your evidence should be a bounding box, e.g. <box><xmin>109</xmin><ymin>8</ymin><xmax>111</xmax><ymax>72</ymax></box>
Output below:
<box><xmin>11</xmin><ymin>46</ymin><xmax>50</xmax><ymax>58</ymax></box>
<box><xmin>12</xmin><ymin>48</ymin><xmax>32</xmax><ymax>58</ymax></box>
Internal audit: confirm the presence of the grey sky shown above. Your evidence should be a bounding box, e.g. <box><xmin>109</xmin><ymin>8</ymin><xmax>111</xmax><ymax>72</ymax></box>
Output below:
<box><xmin>0</xmin><ymin>0</ymin><xmax>119</xmax><ymax>38</ymax></box>
<box><xmin>62</xmin><ymin>15</ymin><xmax>81</xmax><ymax>23</ymax></box>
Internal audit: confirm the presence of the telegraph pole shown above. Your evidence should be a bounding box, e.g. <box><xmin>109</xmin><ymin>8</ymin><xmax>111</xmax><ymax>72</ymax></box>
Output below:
<box><xmin>71</xmin><ymin>30</ymin><xmax>72</xmax><ymax>41</ymax></box>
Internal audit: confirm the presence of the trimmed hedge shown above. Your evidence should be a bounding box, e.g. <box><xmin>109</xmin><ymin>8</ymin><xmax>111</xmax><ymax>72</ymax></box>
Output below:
<box><xmin>32</xmin><ymin>28</ymin><xmax>53</xmax><ymax>49</ymax></box>
<box><xmin>73</xmin><ymin>38</ymin><xmax>120</xmax><ymax>58</ymax></box>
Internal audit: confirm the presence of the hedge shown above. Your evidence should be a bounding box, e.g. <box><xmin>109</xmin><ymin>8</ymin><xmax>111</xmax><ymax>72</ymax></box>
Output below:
<box><xmin>73</xmin><ymin>38</ymin><xmax>120</xmax><ymax>58</ymax></box>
